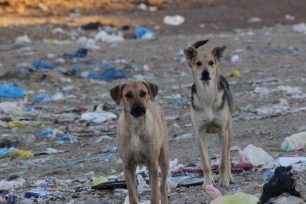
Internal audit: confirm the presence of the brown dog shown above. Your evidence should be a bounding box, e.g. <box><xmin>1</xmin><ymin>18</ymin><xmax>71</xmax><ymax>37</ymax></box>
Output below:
<box><xmin>184</xmin><ymin>40</ymin><xmax>234</xmax><ymax>187</ymax></box>
<box><xmin>110</xmin><ymin>80</ymin><xmax>169</xmax><ymax>204</ymax></box>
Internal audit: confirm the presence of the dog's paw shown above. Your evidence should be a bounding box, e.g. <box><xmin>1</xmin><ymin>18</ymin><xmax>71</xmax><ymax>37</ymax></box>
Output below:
<box><xmin>203</xmin><ymin>175</ymin><xmax>215</xmax><ymax>186</ymax></box>
<box><xmin>219</xmin><ymin>175</ymin><xmax>230</xmax><ymax>187</ymax></box>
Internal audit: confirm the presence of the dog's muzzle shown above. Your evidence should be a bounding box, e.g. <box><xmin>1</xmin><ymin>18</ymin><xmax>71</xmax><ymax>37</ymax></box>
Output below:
<box><xmin>131</xmin><ymin>103</ymin><xmax>146</xmax><ymax>117</ymax></box>
<box><xmin>201</xmin><ymin>69</ymin><xmax>211</xmax><ymax>81</ymax></box>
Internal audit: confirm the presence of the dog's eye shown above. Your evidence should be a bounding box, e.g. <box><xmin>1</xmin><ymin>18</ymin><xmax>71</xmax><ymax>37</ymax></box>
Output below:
<box><xmin>140</xmin><ymin>91</ymin><xmax>147</xmax><ymax>97</ymax></box>
<box><xmin>196</xmin><ymin>61</ymin><xmax>202</xmax><ymax>66</ymax></box>
<box><xmin>125</xmin><ymin>92</ymin><xmax>133</xmax><ymax>99</ymax></box>
<box><xmin>208</xmin><ymin>60</ymin><xmax>214</xmax><ymax>66</ymax></box>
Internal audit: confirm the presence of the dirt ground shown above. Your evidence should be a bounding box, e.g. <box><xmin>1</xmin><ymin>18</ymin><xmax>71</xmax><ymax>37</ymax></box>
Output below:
<box><xmin>0</xmin><ymin>0</ymin><xmax>306</xmax><ymax>203</ymax></box>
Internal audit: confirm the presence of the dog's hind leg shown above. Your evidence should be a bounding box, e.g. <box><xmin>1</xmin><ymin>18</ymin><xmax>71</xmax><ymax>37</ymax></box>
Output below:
<box><xmin>123</xmin><ymin>162</ymin><xmax>138</xmax><ymax>204</ymax></box>
<box><xmin>159</xmin><ymin>145</ymin><xmax>169</xmax><ymax>204</ymax></box>
<box><xmin>149</xmin><ymin>161</ymin><xmax>160</xmax><ymax>204</ymax></box>
<box><xmin>197</xmin><ymin>129</ymin><xmax>214</xmax><ymax>185</ymax></box>
<box><xmin>218</xmin><ymin>129</ymin><xmax>230</xmax><ymax>187</ymax></box>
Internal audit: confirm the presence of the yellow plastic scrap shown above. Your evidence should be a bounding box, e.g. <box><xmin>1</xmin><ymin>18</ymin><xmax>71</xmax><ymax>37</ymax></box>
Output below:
<box><xmin>225</xmin><ymin>69</ymin><xmax>241</xmax><ymax>78</ymax></box>
<box><xmin>211</xmin><ymin>192</ymin><xmax>259</xmax><ymax>204</ymax></box>
<box><xmin>91</xmin><ymin>176</ymin><xmax>108</xmax><ymax>187</ymax></box>
<box><xmin>8</xmin><ymin>121</ymin><xmax>26</xmax><ymax>128</ymax></box>
<box><xmin>6</xmin><ymin>149</ymin><xmax>33</xmax><ymax>159</ymax></box>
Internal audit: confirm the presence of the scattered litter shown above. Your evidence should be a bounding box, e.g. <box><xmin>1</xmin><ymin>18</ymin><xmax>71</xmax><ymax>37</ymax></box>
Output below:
<box><xmin>5</xmin><ymin>149</ymin><xmax>33</xmax><ymax>159</ymax></box>
<box><xmin>163</xmin><ymin>15</ymin><xmax>185</xmax><ymax>26</ymax></box>
<box><xmin>81</xmin><ymin>112</ymin><xmax>117</xmax><ymax>123</ymax></box>
<box><xmin>204</xmin><ymin>185</ymin><xmax>222</xmax><ymax>199</ymax></box>
<box><xmin>92</xmin><ymin>176</ymin><xmax>108</xmax><ymax>187</ymax></box>
<box><xmin>0</xmin><ymin>178</ymin><xmax>26</xmax><ymax>190</ymax></box>
<box><xmin>77</xmin><ymin>37</ymin><xmax>100</xmax><ymax>50</ymax></box>
<box><xmin>15</xmin><ymin>35</ymin><xmax>31</xmax><ymax>45</ymax></box>
<box><xmin>285</xmin><ymin>14</ymin><xmax>295</xmax><ymax>21</ymax></box>
<box><xmin>0</xmin><ymin>147</ymin><xmax>15</xmax><ymax>158</ymax></box>
<box><xmin>280</xmin><ymin>132</ymin><xmax>306</xmax><ymax>151</ymax></box>
<box><xmin>0</xmin><ymin>102</ymin><xmax>21</xmax><ymax>115</ymax></box>
<box><xmin>95</xmin><ymin>135</ymin><xmax>113</xmax><ymax>143</ymax></box>
<box><xmin>248</xmin><ymin>17</ymin><xmax>262</xmax><ymax>23</ymax></box>
<box><xmin>95</xmin><ymin>31</ymin><xmax>124</xmax><ymax>43</ymax></box>
<box><xmin>260</xmin><ymin>166</ymin><xmax>301</xmax><ymax>203</ymax></box>
<box><xmin>8</xmin><ymin>121</ymin><xmax>26</xmax><ymax>128</ymax></box>
<box><xmin>24</xmin><ymin>189</ymin><xmax>48</xmax><ymax>198</ymax></box>
<box><xmin>240</xmin><ymin>144</ymin><xmax>273</xmax><ymax>166</ymax></box>
<box><xmin>225</xmin><ymin>69</ymin><xmax>241</xmax><ymax>78</ymax></box>
<box><xmin>278</xmin><ymin>156</ymin><xmax>306</xmax><ymax>167</ymax></box>
<box><xmin>36</xmin><ymin>128</ymin><xmax>55</xmax><ymax>139</ymax></box>
<box><xmin>35</xmin><ymin>93</ymin><xmax>51</xmax><ymax>102</ymax></box>
<box><xmin>32</xmin><ymin>59</ymin><xmax>55</xmax><ymax>70</ymax></box>
<box><xmin>224</xmin><ymin>54</ymin><xmax>240</xmax><ymax>63</ymax></box>
<box><xmin>63</xmin><ymin>48</ymin><xmax>88</xmax><ymax>59</ymax></box>
<box><xmin>135</xmin><ymin>25</ymin><xmax>156</xmax><ymax>40</ymax></box>
<box><xmin>292</xmin><ymin>23</ymin><xmax>306</xmax><ymax>34</ymax></box>
<box><xmin>175</xmin><ymin>133</ymin><xmax>193</xmax><ymax>141</ymax></box>
<box><xmin>211</xmin><ymin>192</ymin><xmax>259</xmax><ymax>204</ymax></box>
<box><xmin>0</xmin><ymin>83</ymin><xmax>25</xmax><ymax>98</ymax></box>
<box><xmin>87</xmin><ymin>68</ymin><xmax>128</xmax><ymax>81</ymax></box>
<box><xmin>57</xmin><ymin>134</ymin><xmax>78</xmax><ymax>143</ymax></box>
<box><xmin>270</xmin><ymin>195</ymin><xmax>304</xmax><ymax>204</ymax></box>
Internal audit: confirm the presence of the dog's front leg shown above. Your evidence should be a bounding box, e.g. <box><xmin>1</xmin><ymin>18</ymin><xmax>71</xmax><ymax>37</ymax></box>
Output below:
<box><xmin>124</xmin><ymin>163</ymin><xmax>138</xmax><ymax>204</ymax></box>
<box><xmin>218</xmin><ymin>129</ymin><xmax>230</xmax><ymax>187</ymax></box>
<box><xmin>196</xmin><ymin>129</ymin><xmax>214</xmax><ymax>185</ymax></box>
<box><xmin>148</xmin><ymin>161</ymin><xmax>159</xmax><ymax>204</ymax></box>
<box><xmin>159</xmin><ymin>146</ymin><xmax>169</xmax><ymax>204</ymax></box>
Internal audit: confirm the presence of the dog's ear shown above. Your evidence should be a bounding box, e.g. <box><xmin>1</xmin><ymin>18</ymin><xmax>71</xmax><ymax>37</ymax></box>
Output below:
<box><xmin>144</xmin><ymin>82</ymin><xmax>158</xmax><ymax>101</ymax></box>
<box><xmin>212</xmin><ymin>45</ymin><xmax>226</xmax><ymax>60</ymax></box>
<box><xmin>110</xmin><ymin>83</ymin><xmax>125</xmax><ymax>105</ymax></box>
<box><xmin>190</xmin><ymin>39</ymin><xmax>209</xmax><ymax>49</ymax></box>
<box><xmin>184</xmin><ymin>46</ymin><xmax>197</xmax><ymax>67</ymax></box>
<box><xmin>184</xmin><ymin>40</ymin><xmax>209</xmax><ymax>67</ymax></box>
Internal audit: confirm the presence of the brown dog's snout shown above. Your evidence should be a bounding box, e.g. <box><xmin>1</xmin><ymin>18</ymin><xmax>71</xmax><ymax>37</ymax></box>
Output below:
<box><xmin>131</xmin><ymin>103</ymin><xmax>146</xmax><ymax>117</ymax></box>
<box><xmin>201</xmin><ymin>69</ymin><xmax>211</xmax><ymax>81</ymax></box>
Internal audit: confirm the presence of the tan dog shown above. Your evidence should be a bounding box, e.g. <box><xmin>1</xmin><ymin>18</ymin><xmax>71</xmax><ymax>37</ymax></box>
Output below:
<box><xmin>110</xmin><ymin>80</ymin><xmax>169</xmax><ymax>204</ymax></box>
<box><xmin>184</xmin><ymin>40</ymin><xmax>234</xmax><ymax>187</ymax></box>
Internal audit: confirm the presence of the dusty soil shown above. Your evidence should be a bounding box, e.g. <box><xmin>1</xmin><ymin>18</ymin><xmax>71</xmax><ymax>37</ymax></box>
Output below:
<box><xmin>0</xmin><ymin>1</ymin><xmax>306</xmax><ymax>203</ymax></box>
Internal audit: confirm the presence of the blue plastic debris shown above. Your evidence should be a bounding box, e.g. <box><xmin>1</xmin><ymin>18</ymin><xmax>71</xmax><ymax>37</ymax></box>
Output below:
<box><xmin>95</xmin><ymin>135</ymin><xmax>113</xmax><ymax>143</ymax></box>
<box><xmin>0</xmin><ymin>83</ymin><xmax>25</xmax><ymax>99</ymax></box>
<box><xmin>35</xmin><ymin>93</ymin><xmax>51</xmax><ymax>102</ymax></box>
<box><xmin>71</xmin><ymin>64</ymin><xmax>83</xmax><ymax>75</ymax></box>
<box><xmin>262</xmin><ymin>169</ymin><xmax>274</xmax><ymax>180</ymax></box>
<box><xmin>133</xmin><ymin>74</ymin><xmax>155</xmax><ymax>80</ymax></box>
<box><xmin>36</xmin><ymin>128</ymin><xmax>54</xmax><ymax>139</ymax></box>
<box><xmin>24</xmin><ymin>189</ymin><xmax>48</xmax><ymax>198</ymax></box>
<box><xmin>37</xmin><ymin>182</ymin><xmax>48</xmax><ymax>188</ymax></box>
<box><xmin>103</xmin><ymin>144</ymin><xmax>118</xmax><ymax>153</ymax></box>
<box><xmin>84</xmin><ymin>59</ymin><xmax>95</xmax><ymax>65</ymax></box>
<box><xmin>0</xmin><ymin>147</ymin><xmax>16</xmax><ymax>158</ymax></box>
<box><xmin>174</xmin><ymin>98</ymin><xmax>188</xmax><ymax>106</ymax></box>
<box><xmin>135</xmin><ymin>25</ymin><xmax>156</xmax><ymax>40</ymax></box>
<box><xmin>57</xmin><ymin>134</ymin><xmax>78</xmax><ymax>143</ymax></box>
<box><xmin>6</xmin><ymin>194</ymin><xmax>17</xmax><ymax>203</ymax></box>
<box><xmin>63</xmin><ymin>48</ymin><xmax>88</xmax><ymax>59</ymax></box>
<box><xmin>97</xmin><ymin>61</ymin><xmax>114</xmax><ymax>69</ymax></box>
<box><xmin>32</xmin><ymin>59</ymin><xmax>55</xmax><ymax>70</ymax></box>
<box><xmin>87</xmin><ymin>68</ymin><xmax>128</xmax><ymax>81</ymax></box>
<box><xmin>74</xmin><ymin>48</ymin><xmax>88</xmax><ymax>58</ymax></box>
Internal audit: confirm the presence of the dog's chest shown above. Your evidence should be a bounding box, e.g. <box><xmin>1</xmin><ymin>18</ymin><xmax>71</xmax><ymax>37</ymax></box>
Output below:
<box><xmin>128</xmin><ymin>133</ymin><xmax>152</xmax><ymax>163</ymax></box>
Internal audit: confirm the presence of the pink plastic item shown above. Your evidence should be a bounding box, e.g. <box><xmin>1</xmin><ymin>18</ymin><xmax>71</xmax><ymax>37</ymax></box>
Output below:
<box><xmin>204</xmin><ymin>184</ymin><xmax>222</xmax><ymax>199</ymax></box>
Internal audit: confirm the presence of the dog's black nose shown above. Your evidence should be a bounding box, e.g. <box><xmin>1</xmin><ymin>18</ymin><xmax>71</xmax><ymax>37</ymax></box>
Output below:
<box><xmin>201</xmin><ymin>69</ymin><xmax>211</xmax><ymax>81</ymax></box>
<box><xmin>131</xmin><ymin>103</ymin><xmax>146</xmax><ymax>117</ymax></box>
